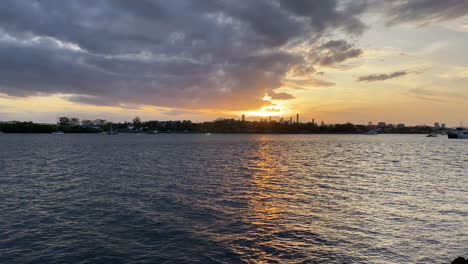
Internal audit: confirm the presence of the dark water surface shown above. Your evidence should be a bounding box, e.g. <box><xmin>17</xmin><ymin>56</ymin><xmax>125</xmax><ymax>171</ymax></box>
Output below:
<box><xmin>0</xmin><ymin>134</ymin><xmax>467</xmax><ymax>263</ymax></box>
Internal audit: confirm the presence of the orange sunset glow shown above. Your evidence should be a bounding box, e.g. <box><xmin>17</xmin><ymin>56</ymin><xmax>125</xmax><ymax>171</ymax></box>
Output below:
<box><xmin>0</xmin><ymin>0</ymin><xmax>466</xmax><ymax>126</ymax></box>
<box><xmin>1</xmin><ymin>2</ymin><xmax>468</xmax><ymax>264</ymax></box>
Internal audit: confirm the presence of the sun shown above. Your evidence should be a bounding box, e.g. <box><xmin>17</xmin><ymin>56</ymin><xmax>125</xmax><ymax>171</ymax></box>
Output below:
<box><xmin>243</xmin><ymin>94</ymin><xmax>286</xmax><ymax>117</ymax></box>
<box><xmin>247</xmin><ymin>106</ymin><xmax>283</xmax><ymax>117</ymax></box>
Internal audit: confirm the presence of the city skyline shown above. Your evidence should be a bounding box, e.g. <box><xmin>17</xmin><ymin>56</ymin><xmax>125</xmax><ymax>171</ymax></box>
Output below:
<box><xmin>1</xmin><ymin>113</ymin><xmax>455</xmax><ymax>130</ymax></box>
<box><xmin>0</xmin><ymin>1</ymin><xmax>467</xmax><ymax>126</ymax></box>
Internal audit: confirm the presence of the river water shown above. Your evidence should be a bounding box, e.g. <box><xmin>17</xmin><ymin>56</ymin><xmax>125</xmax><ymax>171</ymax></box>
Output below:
<box><xmin>0</xmin><ymin>134</ymin><xmax>467</xmax><ymax>263</ymax></box>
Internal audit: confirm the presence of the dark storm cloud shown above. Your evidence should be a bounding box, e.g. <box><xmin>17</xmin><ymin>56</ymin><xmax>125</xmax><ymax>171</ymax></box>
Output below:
<box><xmin>357</xmin><ymin>71</ymin><xmax>409</xmax><ymax>82</ymax></box>
<box><xmin>2</xmin><ymin>0</ymin><xmax>440</xmax><ymax>111</ymax></box>
<box><xmin>277</xmin><ymin>0</ymin><xmax>367</xmax><ymax>35</ymax></box>
<box><xmin>380</xmin><ymin>0</ymin><xmax>468</xmax><ymax>25</ymax></box>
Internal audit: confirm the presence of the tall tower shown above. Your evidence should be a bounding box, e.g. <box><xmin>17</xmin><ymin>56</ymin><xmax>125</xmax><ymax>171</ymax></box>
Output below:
<box><xmin>241</xmin><ymin>114</ymin><xmax>245</xmax><ymax>122</ymax></box>
<box><xmin>290</xmin><ymin>117</ymin><xmax>293</xmax><ymax>124</ymax></box>
<box><xmin>296</xmin><ymin>114</ymin><xmax>299</xmax><ymax>124</ymax></box>
<box><xmin>269</xmin><ymin>116</ymin><xmax>272</xmax><ymax>123</ymax></box>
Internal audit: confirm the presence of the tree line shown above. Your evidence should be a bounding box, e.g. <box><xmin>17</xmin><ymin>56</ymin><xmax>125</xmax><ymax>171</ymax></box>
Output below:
<box><xmin>0</xmin><ymin>116</ymin><xmax>435</xmax><ymax>134</ymax></box>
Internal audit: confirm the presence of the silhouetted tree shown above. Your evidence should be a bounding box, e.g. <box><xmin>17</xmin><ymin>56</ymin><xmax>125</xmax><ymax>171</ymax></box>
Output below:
<box><xmin>70</xmin><ymin>117</ymin><xmax>80</xmax><ymax>126</ymax></box>
<box><xmin>82</xmin><ymin>120</ymin><xmax>93</xmax><ymax>126</ymax></box>
<box><xmin>133</xmin><ymin>116</ymin><xmax>142</xmax><ymax>129</ymax></box>
<box><xmin>58</xmin><ymin>117</ymin><xmax>71</xmax><ymax>126</ymax></box>
<box><xmin>93</xmin><ymin>119</ymin><xmax>107</xmax><ymax>127</ymax></box>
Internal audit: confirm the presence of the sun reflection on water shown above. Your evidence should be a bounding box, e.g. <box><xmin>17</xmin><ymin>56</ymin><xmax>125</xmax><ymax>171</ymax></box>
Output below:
<box><xmin>227</xmin><ymin>136</ymin><xmax>297</xmax><ymax>263</ymax></box>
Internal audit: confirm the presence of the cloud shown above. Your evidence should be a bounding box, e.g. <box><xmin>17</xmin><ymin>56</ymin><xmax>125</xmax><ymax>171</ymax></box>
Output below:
<box><xmin>380</xmin><ymin>0</ymin><xmax>468</xmax><ymax>26</ymax></box>
<box><xmin>160</xmin><ymin>109</ymin><xmax>205</xmax><ymax>117</ymax></box>
<box><xmin>1</xmin><ymin>0</ymin><xmax>465</xmax><ymax>112</ymax></box>
<box><xmin>310</xmin><ymin>40</ymin><xmax>363</xmax><ymax>67</ymax></box>
<box><xmin>0</xmin><ymin>0</ymin><xmax>367</xmax><ymax>111</ymax></box>
<box><xmin>356</xmin><ymin>71</ymin><xmax>409</xmax><ymax>82</ymax></box>
<box><xmin>458</xmin><ymin>24</ymin><xmax>468</xmax><ymax>32</ymax></box>
<box><xmin>282</xmin><ymin>78</ymin><xmax>335</xmax><ymax>89</ymax></box>
<box><xmin>67</xmin><ymin>95</ymin><xmax>142</xmax><ymax>110</ymax></box>
<box><xmin>269</xmin><ymin>92</ymin><xmax>296</xmax><ymax>100</ymax></box>
<box><xmin>437</xmin><ymin>66</ymin><xmax>468</xmax><ymax>79</ymax></box>
<box><xmin>408</xmin><ymin>87</ymin><xmax>468</xmax><ymax>101</ymax></box>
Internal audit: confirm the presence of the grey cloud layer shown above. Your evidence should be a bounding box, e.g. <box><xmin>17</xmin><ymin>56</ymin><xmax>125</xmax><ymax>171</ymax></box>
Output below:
<box><xmin>0</xmin><ymin>0</ymin><xmax>368</xmax><ymax>110</ymax></box>
<box><xmin>0</xmin><ymin>0</ymin><xmax>466</xmax><ymax>110</ymax></box>
<box><xmin>357</xmin><ymin>71</ymin><xmax>409</xmax><ymax>82</ymax></box>
<box><xmin>382</xmin><ymin>0</ymin><xmax>468</xmax><ymax>25</ymax></box>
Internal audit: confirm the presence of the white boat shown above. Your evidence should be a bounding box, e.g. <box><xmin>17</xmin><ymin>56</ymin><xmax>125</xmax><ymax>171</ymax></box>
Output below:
<box><xmin>448</xmin><ymin>127</ymin><xmax>468</xmax><ymax>139</ymax></box>
<box><xmin>426</xmin><ymin>132</ymin><xmax>438</xmax><ymax>137</ymax></box>
<box><xmin>365</xmin><ymin>130</ymin><xmax>378</xmax><ymax>135</ymax></box>
<box><xmin>52</xmin><ymin>131</ymin><xmax>65</xmax><ymax>135</ymax></box>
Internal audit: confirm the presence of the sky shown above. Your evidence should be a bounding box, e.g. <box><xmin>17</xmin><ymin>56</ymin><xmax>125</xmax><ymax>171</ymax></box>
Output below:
<box><xmin>0</xmin><ymin>0</ymin><xmax>467</xmax><ymax>126</ymax></box>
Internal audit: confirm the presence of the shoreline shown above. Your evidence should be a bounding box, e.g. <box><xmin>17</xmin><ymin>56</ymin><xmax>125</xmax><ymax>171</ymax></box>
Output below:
<box><xmin>0</xmin><ymin>132</ymin><xmax>448</xmax><ymax>135</ymax></box>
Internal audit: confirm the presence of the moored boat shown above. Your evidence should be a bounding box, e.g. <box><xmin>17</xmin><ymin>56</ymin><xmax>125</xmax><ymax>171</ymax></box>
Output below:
<box><xmin>447</xmin><ymin>127</ymin><xmax>468</xmax><ymax>139</ymax></box>
<box><xmin>364</xmin><ymin>130</ymin><xmax>378</xmax><ymax>135</ymax></box>
<box><xmin>107</xmin><ymin>123</ymin><xmax>118</xmax><ymax>135</ymax></box>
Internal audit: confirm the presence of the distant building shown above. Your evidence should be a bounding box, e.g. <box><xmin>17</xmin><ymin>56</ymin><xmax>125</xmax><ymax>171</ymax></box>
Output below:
<box><xmin>268</xmin><ymin>116</ymin><xmax>272</xmax><ymax>123</ymax></box>
<box><xmin>280</xmin><ymin>117</ymin><xmax>284</xmax><ymax>123</ymax></box>
<box><xmin>81</xmin><ymin>125</ymin><xmax>101</xmax><ymax>130</ymax></box>
<box><xmin>290</xmin><ymin>117</ymin><xmax>293</xmax><ymax>124</ymax></box>
<box><xmin>434</xmin><ymin>122</ymin><xmax>440</xmax><ymax>129</ymax></box>
<box><xmin>441</xmin><ymin>123</ymin><xmax>446</xmax><ymax>129</ymax></box>
<box><xmin>241</xmin><ymin>115</ymin><xmax>245</xmax><ymax>122</ymax></box>
<box><xmin>378</xmin><ymin>122</ymin><xmax>386</xmax><ymax>127</ymax></box>
<box><xmin>296</xmin><ymin>114</ymin><xmax>299</xmax><ymax>124</ymax></box>
<box><xmin>0</xmin><ymin>121</ymin><xmax>19</xmax><ymax>124</ymax></box>
<box><xmin>397</xmin><ymin>124</ymin><xmax>405</xmax><ymax>129</ymax></box>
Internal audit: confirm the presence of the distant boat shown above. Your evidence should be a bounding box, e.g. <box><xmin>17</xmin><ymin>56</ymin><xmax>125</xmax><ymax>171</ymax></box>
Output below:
<box><xmin>364</xmin><ymin>130</ymin><xmax>378</xmax><ymax>135</ymax></box>
<box><xmin>448</xmin><ymin>127</ymin><xmax>468</xmax><ymax>139</ymax></box>
<box><xmin>107</xmin><ymin>123</ymin><xmax>118</xmax><ymax>135</ymax></box>
<box><xmin>426</xmin><ymin>132</ymin><xmax>438</xmax><ymax>137</ymax></box>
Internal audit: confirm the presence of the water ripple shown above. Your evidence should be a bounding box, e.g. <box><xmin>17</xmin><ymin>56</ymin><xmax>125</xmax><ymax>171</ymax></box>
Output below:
<box><xmin>0</xmin><ymin>134</ymin><xmax>467</xmax><ymax>263</ymax></box>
